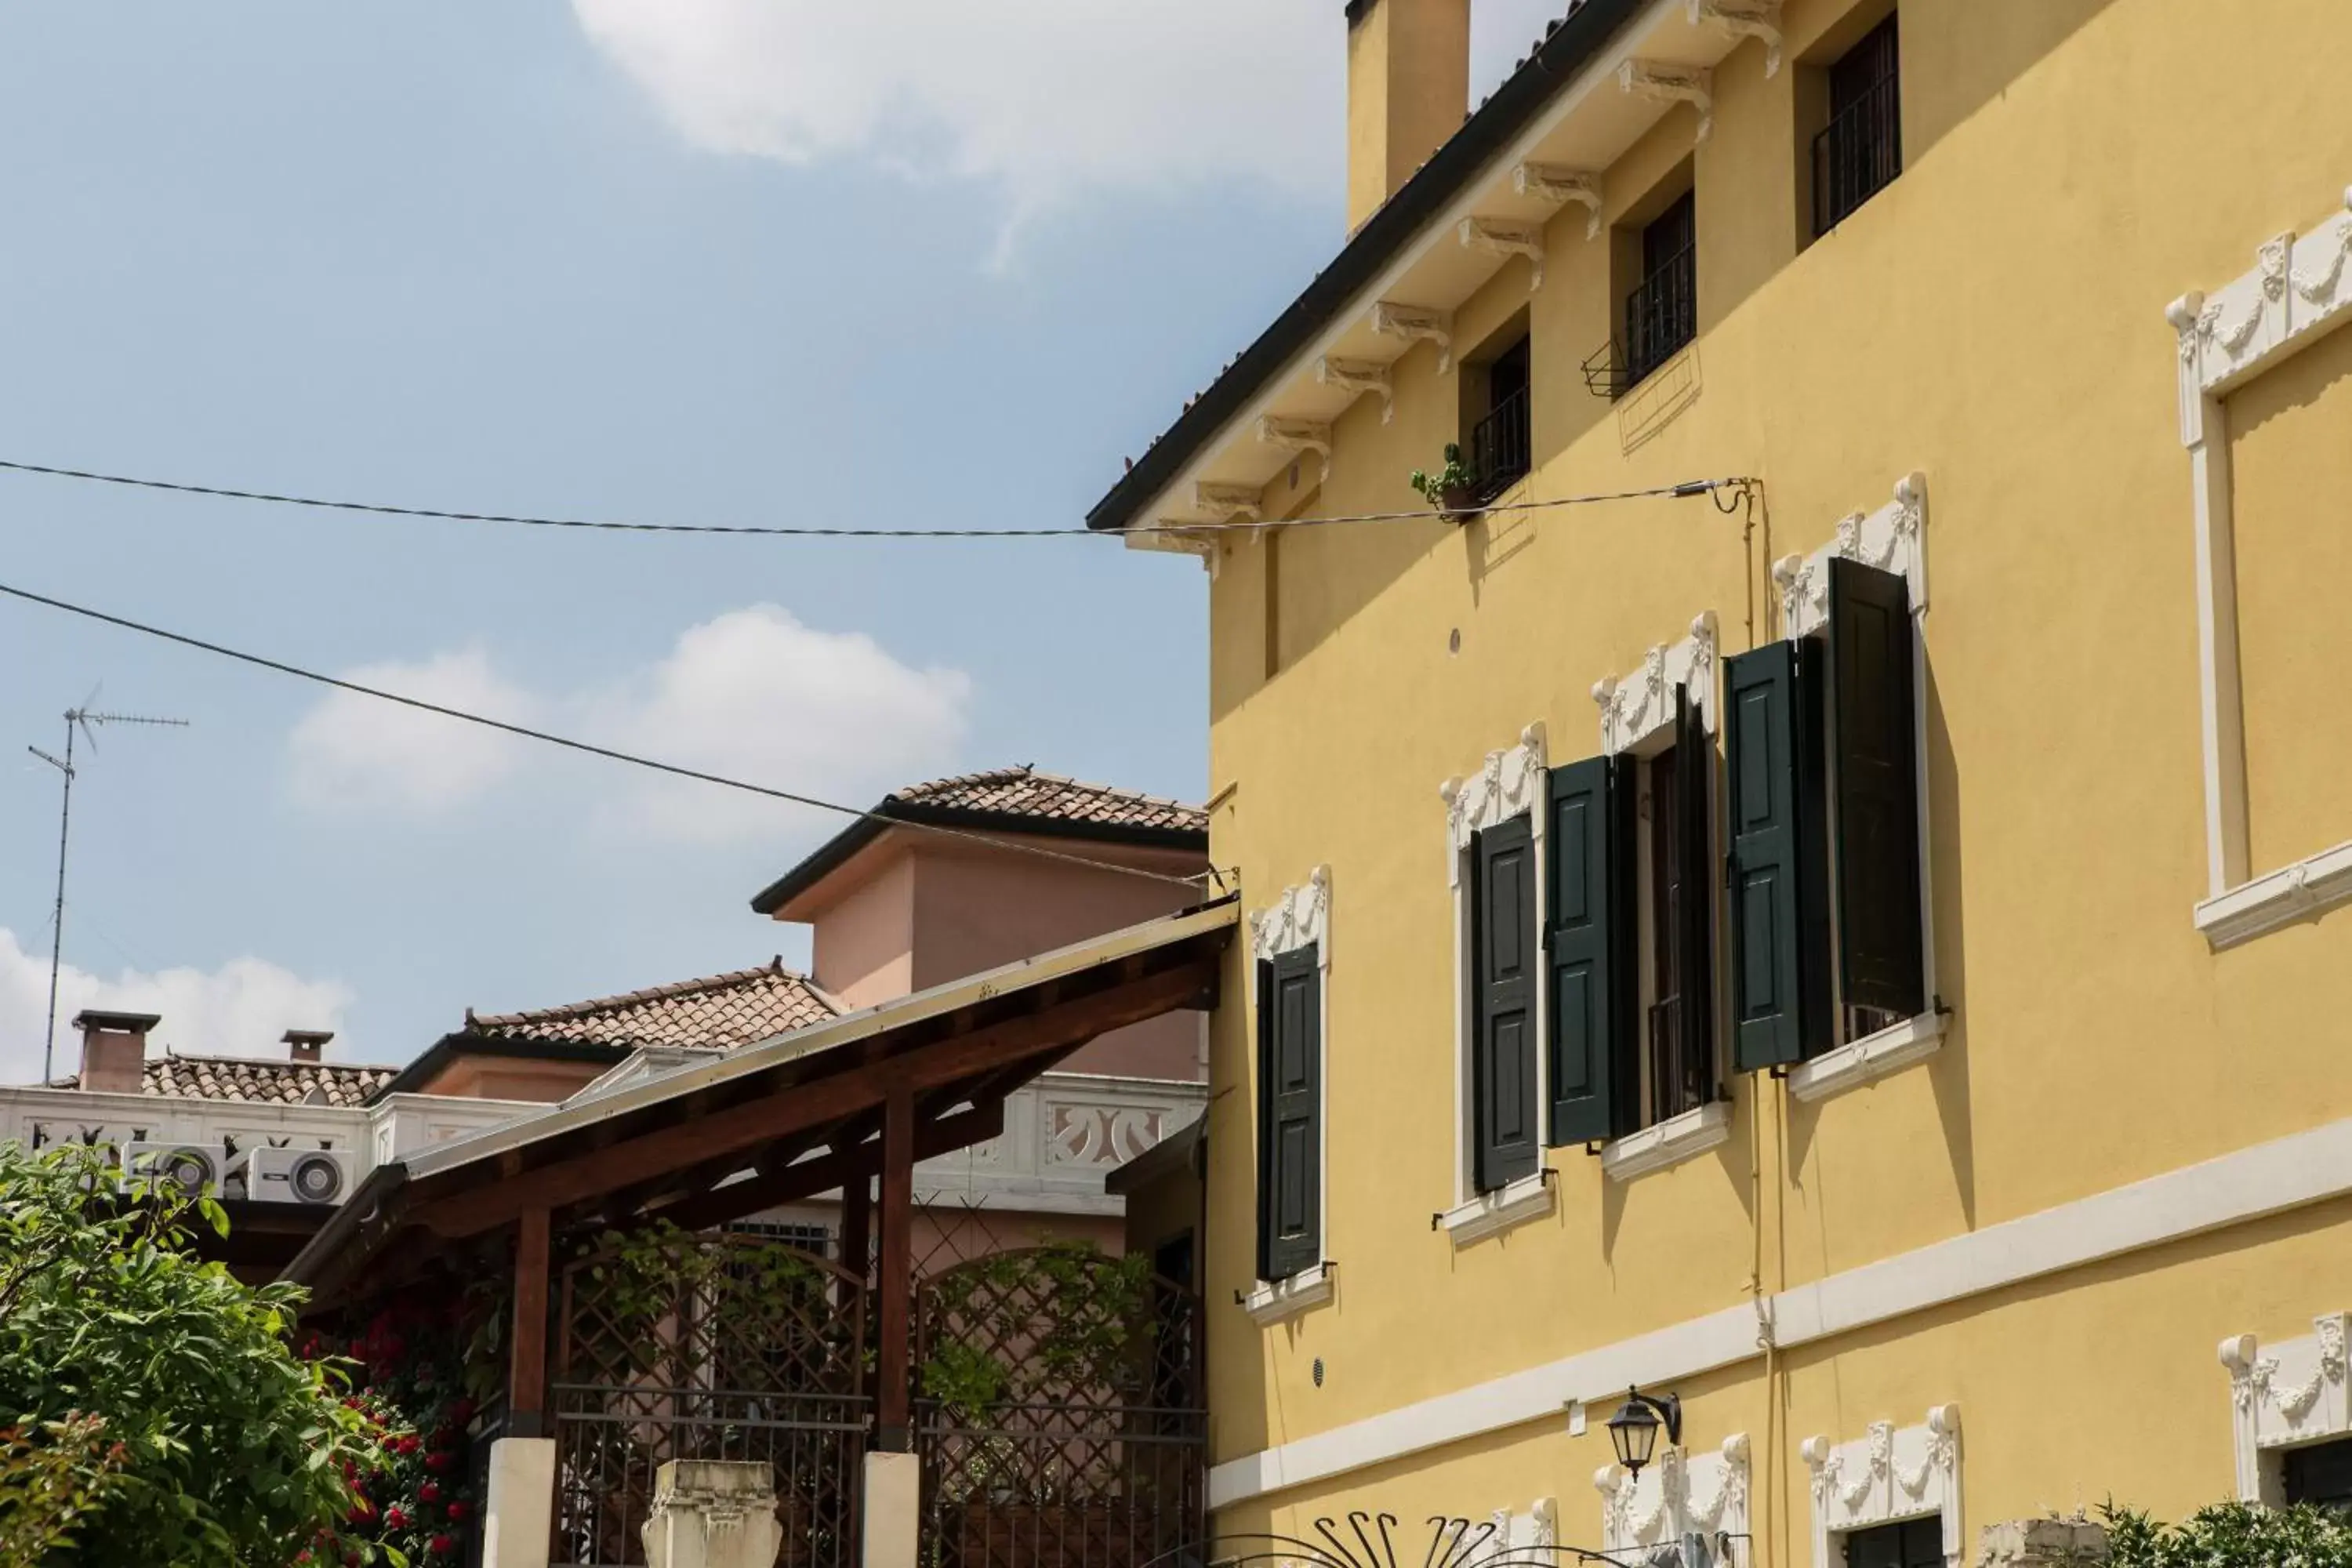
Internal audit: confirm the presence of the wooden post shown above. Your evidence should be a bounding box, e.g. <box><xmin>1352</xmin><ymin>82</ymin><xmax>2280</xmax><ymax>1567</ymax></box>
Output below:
<box><xmin>509</xmin><ymin>1206</ymin><xmax>552</xmax><ymax>1439</ymax></box>
<box><xmin>876</xmin><ymin>1086</ymin><xmax>914</xmax><ymax>1450</ymax></box>
<box><xmin>839</xmin><ymin>1168</ymin><xmax>872</xmax><ymax>1283</ymax></box>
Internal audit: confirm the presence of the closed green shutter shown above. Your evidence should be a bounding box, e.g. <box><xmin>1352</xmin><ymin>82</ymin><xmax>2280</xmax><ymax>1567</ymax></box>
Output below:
<box><xmin>1256</xmin><ymin>945</ymin><xmax>1321</xmax><ymax>1280</ymax></box>
<box><xmin>1545</xmin><ymin>756</ymin><xmax>1633</xmax><ymax>1144</ymax></box>
<box><xmin>1472</xmin><ymin>816</ymin><xmax>1541</xmax><ymax>1191</ymax></box>
<box><xmin>1828</xmin><ymin>557</ymin><xmax>1926</xmax><ymax>1018</ymax></box>
<box><xmin>1672</xmin><ymin>685</ymin><xmax>1717</xmax><ymax>1099</ymax></box>
<box><xmin>1726</xmin><ymin>639</ymin><xmax>1831</xmax><ymax>1070</ymax></box>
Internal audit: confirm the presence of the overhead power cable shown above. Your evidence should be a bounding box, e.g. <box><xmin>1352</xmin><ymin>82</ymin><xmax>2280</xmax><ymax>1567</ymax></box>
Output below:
<box><xmin>0</xmin><ymin>578</ymin><xmax>1210</xmax><ymax>893</ymax></box>
<box><xmin>0</xmin><ymin>457</ymin><xmax>1750</xmax><ymax>539</ymax></box>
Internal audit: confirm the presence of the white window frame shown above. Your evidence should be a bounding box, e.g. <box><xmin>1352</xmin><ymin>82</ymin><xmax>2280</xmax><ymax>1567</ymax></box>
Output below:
<box><xmin>1243</xmin><ymin>866</ymin><xmax>1334</xmax><ymax>1321</ymax></box>
<box><xmin>1593</xmin><ymin>1434</ymin><xmax>1752</xmax><ymax>1566</ymax></box>
<box><xmin>2221</xmin><ymin>1312</ymin><xmax>2352</xmax><ymax>1505</ymax></box>
<box><xmin>1770</xmin><ymin>472</ymin><xmax>1947</xmax><ymax>1102</ymax></box>
<box><xmin>1437</xmin><ymin>724</ymin><xmax>1555</xmax><ymax>1241</ymax></box>
<box><xmin>1801</xmin><ymin>1406</ymin><xmax>1962</xmax><ymax>1568</ymax></box>
<box><xmin>1590</xmin><ymin>613</ymin><xmax>1733</xmax><ymax>1180</ymax></box>
<box><xmin>2167</xmin><ymin>183</ymin><xmax>2352</xmax><ymax>949</ymax></box>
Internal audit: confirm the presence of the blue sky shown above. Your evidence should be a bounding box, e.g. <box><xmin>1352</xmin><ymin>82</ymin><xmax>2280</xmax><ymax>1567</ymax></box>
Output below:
<box><xmin>0</xmin><ymin>1</ymin><xmax>1563</xmax><ymax>1076</ymax></box>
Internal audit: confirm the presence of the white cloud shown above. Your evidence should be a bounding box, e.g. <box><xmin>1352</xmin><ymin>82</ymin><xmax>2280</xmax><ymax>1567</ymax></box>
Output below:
<box><xmin>283</xmin><ymin>607</ymin><xmax>972</xmax><ymax>844</ymax></box>
<box><xmin>288</xmin><ymin>648</ymin><xmax>535</xmax><ymax>811</ymax></box>
<box><xmin>0</xmin><ymin>927</ymin><xmax>354</xmax><ymax>1087</ymax></box>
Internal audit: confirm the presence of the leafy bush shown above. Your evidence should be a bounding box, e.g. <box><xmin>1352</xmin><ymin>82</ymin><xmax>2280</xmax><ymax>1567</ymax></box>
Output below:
<box><xmin>0</xmin><ymin>1142</ymin><xmax>389</xmax><ymax>1566</ymax></box>
<box><xmin>2103</xmin><ymin>1499</ymin><xmax>2352</xmax><ymax>1567</ymax></box>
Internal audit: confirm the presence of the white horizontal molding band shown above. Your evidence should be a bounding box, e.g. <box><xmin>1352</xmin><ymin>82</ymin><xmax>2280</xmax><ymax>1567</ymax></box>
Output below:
<box><xmin>1207</xmin><ymin>1111</ymin><xmax>2352</xmax><ymax>1509</ymax></box>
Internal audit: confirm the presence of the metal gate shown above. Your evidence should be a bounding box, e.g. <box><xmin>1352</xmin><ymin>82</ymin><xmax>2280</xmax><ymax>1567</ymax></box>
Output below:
<box><xmin>915</xmin><ymin>1247</ymin><xmax>1204</xmax><ymax>1568</ymax></box>
<box><xmin>550</xmin><ymin>1230</ymin><xmax>870</xmax><ymax>1568</ymax></box>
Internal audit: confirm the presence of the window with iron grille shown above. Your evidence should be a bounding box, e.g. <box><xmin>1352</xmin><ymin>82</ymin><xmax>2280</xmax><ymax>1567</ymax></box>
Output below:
<box><xmin>1842</xmin><ymin>1517</ymin><xmax>1942</xmax><ymax>1568</ymax></box>
<box><xmin>724</xmin><ymin>1219</ymin><xmax>833</xmax><ymax>1258</ymax></box>
<box><xmin>1814</xmin><ymin>13</ymin><xmax>1901</xmax><ymax>235</ymax></box>
<box><xmin>1469</xmin><ymin>336</ymin><xmax>1532</xmax><ymax>501</ymax></box>
<box><xmin>1621</xmin><ymin>191</ymin><xmax>1697</xmax><ymax>391</ymax></box>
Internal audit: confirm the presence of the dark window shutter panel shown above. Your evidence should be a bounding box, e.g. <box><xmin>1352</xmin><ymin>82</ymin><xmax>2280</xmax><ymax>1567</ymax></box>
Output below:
<box><xmin>1545</xmin><ymin>757</ymin><xmax>1634</xmax><ymax>1143</ymax></box>
<box><xmin>1726</xmin><ymin>640</ymin><xmax>1832</xmax><ymax>1070</ymax></box>
<box><xmin>1828</xmin><ymin>557</ymin><xmax>1926</xmax><ymax>1018</ymax></box>
<box><xmin>1673</xmin><ymin>685</ymin><xmax>1718</xmax><ymax>1101</ymax></box>
<box><xmin>1258</xmin><ymin>945</ymin><xmax>1322</xmax><ymax>1279</ymax></box>
<box><xmin>1472</xmin><ymin>816</ymin><xmax>1541</xmax><ymax>1191</ymax></box>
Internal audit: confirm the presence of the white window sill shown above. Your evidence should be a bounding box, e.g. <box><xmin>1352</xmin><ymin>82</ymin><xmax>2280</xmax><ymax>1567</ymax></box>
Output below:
<box><xmin>2196</xmin><ymin>839</ymin><xmax>2352</xmax><ymax>951</ymax></box>
<box><xmin>1242</xmin><ymin>1262</ymin><xmax>1334</xmax><ymax>1327</ymax></box>
<box><xmin>1600</xmin><ymin>1100</ymin><xmax>1732</xmax><ymax>1182</ymax></box>
<box><xmin>1787</xmin><ymin>1011</ymin><xmax>1947</xmax><ymax>1105</ymax></box>
<box><xmin>1437</xmin><ymin>1171</ymin><xmax>1554</xmax><ymax>1247</ymax></box>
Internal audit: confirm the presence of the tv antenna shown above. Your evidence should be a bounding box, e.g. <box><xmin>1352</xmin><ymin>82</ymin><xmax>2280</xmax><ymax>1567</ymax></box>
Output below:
<box><xmin>28</xmin><ymin>691</ymin><xmax>189</xmax><ymax>1082</ymax></box>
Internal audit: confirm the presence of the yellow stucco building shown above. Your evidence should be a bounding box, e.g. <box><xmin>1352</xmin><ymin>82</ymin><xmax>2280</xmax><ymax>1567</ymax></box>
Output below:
<box><xmin>1091</xmin><ymin>0</ymin><xmax>2352</xmax><ymax>1563</ymax></box>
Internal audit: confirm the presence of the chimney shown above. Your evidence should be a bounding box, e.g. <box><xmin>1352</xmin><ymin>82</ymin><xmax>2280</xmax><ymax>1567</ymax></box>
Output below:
<box><xmin>282</xmin><ymin>1029</ymin><xmax>334</xmax><ymax>1064</ymax></box>
<box><xmin>73</xmin><ymin>1010</ymin><xmax>159</xmax><ymax>1096</ymax></box>
<box><xmin>1345</xmin><ymin>0</ymin><xmax>1471</xmax><ymax>232</ymax></box>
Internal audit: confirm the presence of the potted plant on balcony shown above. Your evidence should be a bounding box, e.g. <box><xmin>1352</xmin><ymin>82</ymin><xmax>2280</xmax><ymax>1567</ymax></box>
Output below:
<box><xmin>1409</xmin><ymin>444</ymin><xmax>1481</xmax><ymax>521</ymax></box>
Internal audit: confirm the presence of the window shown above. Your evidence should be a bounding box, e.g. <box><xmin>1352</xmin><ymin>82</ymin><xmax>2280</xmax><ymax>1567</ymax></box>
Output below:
<box><xmin>1470</xmin><ymin>816</ymin><xmax>1541</xmax><ymax>1192</ymax></box>
<box><xmin>1548</xmin><ymin>685</ymin><xmax>1717</xmax><ymax>1144</ymax></box>
<box><xmin>1623</xmin><ymin>191</ymin><xmax>1697</xmax><ymax>390</ymax></box>
<box><xmin>1727</xmin><ymin>557</ymin><xmax>1926</xmax><ymax>1073</ymax></box>
<box><xmin>1255</xmin><ymin>942</ymin><xmax>1322</xmax><ymax>1279</ymax></box>
<box><xmin>1842</xmin><ymin>1519</ymin><xmax>1941</xmax><ymax>1568</ymax></box>
<box><xmin>1469</xmin><ymin>335</ymin><xmax>1532</xmax><ymax>501</ymax></box>
<box><xmin>724</xmin><ymin>1219</ymin><xmax>833</xmax><ymax>1258</ymax></box>
<box><xmin>2286</xmin><ymin>1438</ymin><xmax>2352</xmax><ymax>1512</ymax></box>
<box><xmin>1813</xmin><ymin>13</ymin><xmax>1902</xmax><ymax>234</ymax></box>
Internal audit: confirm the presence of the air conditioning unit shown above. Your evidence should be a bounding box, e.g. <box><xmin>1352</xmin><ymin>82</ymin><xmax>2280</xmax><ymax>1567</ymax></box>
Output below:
<box><xmin>121</xmin><ymin>1141</ymin><xmax>227</xmax><ymax>1193</ymax></box>
<box><xmin>230</xmin><ymin>1146</ymin><xmax>350</xmax><ymax>1206</ymax></box>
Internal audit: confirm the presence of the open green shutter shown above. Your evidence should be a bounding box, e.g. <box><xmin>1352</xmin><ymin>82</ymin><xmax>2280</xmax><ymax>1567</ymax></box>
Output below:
<box><xmin>1256</xmin><ymin>946</ymin><xmax>1321</xmax><ymax>1279</ymax></box>
<box><xmin>1726</xmin><ymin>640</ymin><xmax>1831</xmax><ymax>1070</ymax></box>
<box><xmin>1545</xmin><ymin>756</ymin><xmax>1632</xmax><ymax>1143</ymax></box>
<box><xmin>1828</xmin><ymin>557</ymin><xmax>1926</xmax><ymax>1019</ymax></box>
<box><xmin>1472</xmin><ymin>817</ymin><xmax>1541</xmax><ymax>1191</ymax></box>
<box><xmin>1673</xmin><ymin>685</ymin><xmax>1718</xmax><ymax>1101</ymax></box>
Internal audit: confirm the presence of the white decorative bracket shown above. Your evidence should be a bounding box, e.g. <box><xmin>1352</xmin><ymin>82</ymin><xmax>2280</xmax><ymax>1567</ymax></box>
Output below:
<box><xmin>1373</xmin><ymin>302</ymin><xmax>1454</xmax><ymax>374</ymax></box>
<box><xmin>1250</xmin><ymin>866</ymin><xmax>1331</xmax><ymax>967</ymax></box>
<box><xmin>1620</xmin><ymin>60</ymin><xmax>1715</xmax><ymax>143</ymax></box>
<box><xmin>1802</xmin><ymin>1407</ymin><xmax>1961</xmax><ymax>1568</ymax></box>
<box><xmin>2221</xmin><ymin>1312</ymin><xmax>2351</xmax><ymax>1505</ymax></box>
<box><xmin>1592</xmin><ymin>612</ymin><xmax>1719</xmax><ymax>755</ymax></box>
<box><xmin>1439</xmin><ymin>724</ymin><xmax>1548</xmax><ymax>874</ymax></box>
<box><xmin>1194</xmin><ymin>481</ymin><xmax>1263</xmax><ymax>525</ymax></box>
<box><xmin>1687</xmin><ymin>0</ymin><xmax>1784</xmax><ymax>76</ymax></box>
<box><xmin>1459</xmin><ymin>217</ymin><xmax>1548</xmax><ymax>291</ymax></box>
<box><xmin>1257</xmin><ymin>416</ymin><xmax>1334</xmax><ymax>473</ymax></box>
<box><xmin>1138</xmin><ymin>524</ymin><xmax>1220</xmax><ymax>578</ymax></box>
<box><xmin>1318</xmin><ymin>356</ymin><xmax>1396</xmax><ymax>424</ymax></box>
<box><xmin>1773</xmin><ymin>472</ymin><xmax>1928</xmax><ymax>639</ymax></box>
<box><xmin>1595</xmin><ymin>1435</ymin><xmax>1751</xmax><ymax>1564</ymax></box>
<box><xmin>1515</xmin><ymin>163</ymin><xmax>1606</xmax><ymax>241</ymax></box>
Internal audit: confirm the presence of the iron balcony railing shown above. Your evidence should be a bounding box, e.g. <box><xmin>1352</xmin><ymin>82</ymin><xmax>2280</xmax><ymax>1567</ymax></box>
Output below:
<box><xmin>1469</xmin><ymin>386</ymin><xmax>1531</xmax><ymax>502</ymax></box>
<box><xmin>1621</xmin><ymin>242</ymin><xmax>1697</xmax><ymax>393</ymax></box>
<box><xmin>1813</xmin><ymin>70</ymin><xmax>1901</xmax><ymax>235</ymax></box>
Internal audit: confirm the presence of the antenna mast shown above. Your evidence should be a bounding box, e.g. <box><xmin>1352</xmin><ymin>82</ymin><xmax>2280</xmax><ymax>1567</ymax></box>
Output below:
<box><xmin>28</xmin><ymin>700</ymin><xmax>189</xmax><ymax>1081</ymax></box>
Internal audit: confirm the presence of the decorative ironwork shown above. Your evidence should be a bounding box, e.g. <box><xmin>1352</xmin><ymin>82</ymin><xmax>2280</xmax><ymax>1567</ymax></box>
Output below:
<box><xmin>916</xmin><ymin>1247</ymin><xmax>1205</xmax><ymax>1568</ymax></box>
<box><xmin>1813</xmin><ymin>16</ymin><xmax>1901</xmax><ymax>236</ymax></box>
<box><xmin>1621</xmin><ymin>243</ymin><xmax>1697</xmax><ymax>394</ymax></box>
<box><xmin>550</xmin><ymin>1231</ymin><xmax>869</xmax><ymax>1568</ymax></box>
<box><xmin>1136</xmin><ymin>1513</ymin><xmax>1745</xmax><ymax>1568</ymax></box>
<box><xmin>1471</xmin><ymin>387</ymin><xmax>1532</xmax><ymax>503</ymax></box>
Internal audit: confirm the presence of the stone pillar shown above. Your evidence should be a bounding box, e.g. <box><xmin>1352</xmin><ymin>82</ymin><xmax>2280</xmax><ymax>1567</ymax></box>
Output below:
<box><xmin>482</xmin><ymin>1436</ymin><xmax>557</xmax><ymax>1568</ymax></box>
<box><xmin>642</xmin><ymin>1461</ymin><xmax>783</xmax><ymax>1568</ymax></box>
<box><xmin>862</xmin><ymin>1450</ymin><xmax>920</xmax><ymax>1568</ymax></box>
<box><xmin>1978</xmin><ymin>1517</ymin><xmax>2110</xmax><ymax>1567</ymax></box>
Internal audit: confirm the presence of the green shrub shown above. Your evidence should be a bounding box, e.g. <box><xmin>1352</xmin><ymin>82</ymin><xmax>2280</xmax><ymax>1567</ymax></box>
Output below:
<box><xmin>2103</xmin><ymin>1499</ymin><xmax>2352</xmax><ymax>1567</ymax></box>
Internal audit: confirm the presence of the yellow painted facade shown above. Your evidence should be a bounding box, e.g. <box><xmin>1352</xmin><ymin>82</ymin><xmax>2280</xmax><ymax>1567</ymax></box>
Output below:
<box><xmin>1105</xmin><ymin>0</ymin><xmax>2352</xmax><ymax>1559</ymax></box>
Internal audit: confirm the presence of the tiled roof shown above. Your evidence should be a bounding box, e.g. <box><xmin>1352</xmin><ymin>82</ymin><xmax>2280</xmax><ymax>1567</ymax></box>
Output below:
<box><xmin>887</xmin><ymin>768</ymin><xmax>1206</xmax><ymax>836</ymax></box>
<box><xmin>57</xmin><ymin>1054</ymin><xmax>401</xmax><ymax>1107</ymax></box>
<box><xmin>466</xmin><ymin>959</ymin><xmax>843</xmax><ymax>1052</ymax></box>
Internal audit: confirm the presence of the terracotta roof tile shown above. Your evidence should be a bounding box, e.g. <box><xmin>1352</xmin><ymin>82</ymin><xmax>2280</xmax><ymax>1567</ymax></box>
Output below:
<box><xmin>889</xmin><ymin>767</ymin><xmax>1204</xmax><ymax>836</ymax></box>
<box><xmin>58</xmin><ymin>1054</ymin><xmax>400</xmax><ymax>1107</ymax></box>
<box><xmin>467</xmin><ymin>959</ymin><xmax>842</xmax><ymax>1051</ymax></box>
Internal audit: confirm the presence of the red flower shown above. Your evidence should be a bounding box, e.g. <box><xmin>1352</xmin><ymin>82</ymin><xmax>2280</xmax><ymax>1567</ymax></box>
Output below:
<box><xmin>395</xmin><ymin>1434</ymin><xmax>422</xmax><ymax>1456</ymax></box>
<box><xmin>431</xmin><ymin>1424</ymin><xmax>459</xmax><ymax>1449</ymax></box>
<box><xmin>430</xmin><ymin>1534</ymin><xmax>456</xmax><ymax>1555</ymax></box>
<box><xmin>424</xmin><ymin>1451</ymin><xmax>454</xmax><ymax>1474</ymax></box>
<box><xmin>449</xmin><ymin>1397</ymin><xmax>477</xmax><ymax>1424</ymax></box>
<box><xmin>445</xmin><ymin>1501</ymin><xmax>471</xmax><ymax>1524</ymax></box>
<box><xmin>385</xmin><ymin>1506</ymin><xmax>411</xmax><ymax>1530</ymax></box>
<box><xmin>419</xmin><ymin>1481</ymin><xmax>441</xmax><ymax>1504</ymax></box>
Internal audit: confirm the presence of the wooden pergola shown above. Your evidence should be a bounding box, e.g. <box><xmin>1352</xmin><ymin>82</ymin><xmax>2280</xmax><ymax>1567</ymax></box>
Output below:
<box><xmin>285</xmin><ymin>898</ymin><xmax>1232</xmax><ymax>1448</ymax></box>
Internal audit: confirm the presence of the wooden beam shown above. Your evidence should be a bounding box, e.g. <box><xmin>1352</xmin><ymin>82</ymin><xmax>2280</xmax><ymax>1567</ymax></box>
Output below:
<box><xmin>411</xmin><ymin>957</ymin><xmax>1211</xmax><ymax>1239</ymax></box>
<box><xmin>877</xmin><ymin>1083</ymin><xmax>915</xmax><ymax>1449</ymax></box>
<box><xmin>509</xmin><ymin>1207</ymin><xmax>551</xmax><ymax>1439</ymax></box>
<box><xmin>659</xmin><ymin>1100</ymin><xmax>1002</xmax><ymax>1236</ymax></box>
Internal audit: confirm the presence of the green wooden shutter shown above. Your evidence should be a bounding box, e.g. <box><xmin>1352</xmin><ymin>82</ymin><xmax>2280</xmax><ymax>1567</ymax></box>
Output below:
<box><xmin>1726</xmin><ymin>640</ymin><xmax>1832</xmax><ymax>1070</ymax></box>
<box><xmin>1472</xmin><ymin>816</ymin><xmax>1541</xmax><ymax>1191</ymax></box>
<box><xmin>1545</xmin><ymin>756</ymin><xmax>1633</xmax><ymax>1144</ymax></box>
<box><xmin>1828</xmin><ymin>557</ymin><xmax>1926</xmax><ymax>1018</ymax></box>
<box><xmin>1672</xmin><ymin>685</ymin><xmax>1718</xmax><ymax>1101</ymax></box>
<box><xmin>1256</xmin><ymin>945</ymin><xmax>1321</xmax><ymax>1279</ymax></box>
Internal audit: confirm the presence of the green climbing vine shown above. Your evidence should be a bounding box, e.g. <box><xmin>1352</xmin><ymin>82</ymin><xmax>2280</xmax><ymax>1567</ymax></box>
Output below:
<box><xmin>917</xmin><ymin>1243</ymin><xmax>1163</xmax><ymax>1421</ymax></box>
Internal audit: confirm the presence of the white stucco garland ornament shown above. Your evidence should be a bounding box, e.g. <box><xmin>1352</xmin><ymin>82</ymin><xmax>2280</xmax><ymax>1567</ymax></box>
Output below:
<box><xmin>1251</xmin><ymin>866</ymin><xmax>1332</xmax><ymax>965</ymax></box>
<box><xmin>2221</xmin><ymin>1312</ymin><xmax>2352</xmax><ymax>1503</ymax></box>
<box><xmin>1800</xmin><ymin>1406</ymin><xmax>1961</xmax><ymax>1568</ymax></box>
